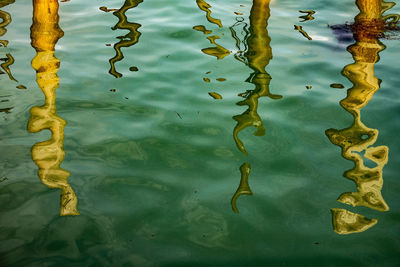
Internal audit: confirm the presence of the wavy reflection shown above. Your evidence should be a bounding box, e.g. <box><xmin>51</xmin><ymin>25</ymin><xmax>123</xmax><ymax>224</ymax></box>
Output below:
<box><xmin>326</xmin><ymin>0</ymin><xmax>397</xmax><ymax>234</ymax></box>
<box><xmin>194</xmin><ymin>0</ymin><xmax>230</xmax><ymax>61</ymax></box>
<box><xmin>108</xmin><ymin>0</ymin><xmax>142</xmax><ymax>78</ymax></box>
<box><xmin>230</xmin><ymin>0</ymin><xmax>281</xmax><ymax>213</ymax></box>
<box><xmin>0</xmin><ymin>0</ymin><xmax>17</xmax><ymax>82</ymax></box>
<box><xmin>28</xmin><ymin>0</ymin><xmax>79</xmax><ymax>216</ymax></box>
<box><xmin>196</xmin><ymin>0</ymin><xmax>222</xmax><ymax>28</ymax></box>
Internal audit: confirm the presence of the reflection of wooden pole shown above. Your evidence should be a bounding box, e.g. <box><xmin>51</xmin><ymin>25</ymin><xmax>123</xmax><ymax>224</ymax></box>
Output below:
<box><xmin>233</xmin><ymin>0</ymin><xmax>281</xmax><ymax>156</ymax></box>
<box><xmin>232</xmin><ymin>0</ymin><xmax>279</xmax><ymax>213</ymax></box>
<box><xmin>0</xmin><ymin>0</ymin><xmax>17</xmax><ymax>81</ymax></box>
<box><xmin>109</xmin><ymin>0</ymin><xmax>142</xmax><ymax>78</ymax></box>
<box><xmin>0</xmin><ymin>0</ymin><xmax>14</xmax><ymax>38</ymax></box>
<box><xmin>327</xmin><ymin>0</ymin><xmax>391</xmax><ymax>234</ymax></box>
<box><xmin>28</xmin><ymin>0</ymin><xmax>79</xmax><ymax>216</ymax></box>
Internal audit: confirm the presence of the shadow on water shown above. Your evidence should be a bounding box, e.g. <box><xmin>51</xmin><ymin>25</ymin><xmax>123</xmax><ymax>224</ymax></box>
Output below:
<box><xmin>27</xmin><ymin>0</ymin><xmax>79</xmax><ymax>216</ymax></box>
<box><xmin>327</xmin><ymin>0</ymin><xmax>399</xmax><ymax>234</ymax></box>
<box><xmin>230</xmin><ymin>0</ymin><xmax>282</xmax><ymax>213</ymax></box>
<box><xmin>108</xmin><ymin>0</ymin><xmax>143</xmax><ymax>78</ymax></box>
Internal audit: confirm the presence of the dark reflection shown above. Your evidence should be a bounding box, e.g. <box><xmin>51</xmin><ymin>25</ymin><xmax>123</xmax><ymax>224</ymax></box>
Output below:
<box><xmin>193</xmin><ymin>0</ymin><xmax>230</xmax><ymax>61</ymax></box>
<box><xmin>327</xmin><ymin>0</ymin><xmax>398</xmax><ymax>234</ymax></box>
<box><xmin>0</xmin><ymin>0</ymin><xmax>17</xmax><ymax>82</ymax></box>
<box><xmin>230</xmin><ymin>0</ymin><xmax>281</xmax><ymax>213</ymax></box>
<box><xmin>109</xmin><ymin>0</ymin><xmax>143</xmax><ymax>78</ymax></box>
<box><xmin>27</xmin><ymin>0</ymin><xmax>78</xmax><ymax>216</ymax></box>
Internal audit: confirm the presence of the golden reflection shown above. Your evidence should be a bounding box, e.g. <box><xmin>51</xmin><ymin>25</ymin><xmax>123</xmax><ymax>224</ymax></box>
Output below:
<box><xmin>194</xmin><ymin>0</ymin><xmax>230</xmax><ymax>61</ymax></box>
<box><xmin>108</xmin><ymin>0</ymin><xmax>143</xmax><ymax>78</ymax></box>
<box><xmin>232</xmin><ymin>0</ymin><xmax>281</xmax><ymax>156</ymax></box>
<box><xmin>202</xmin><ymin>35</ymin><xmax>230</xmax><ymax>60</ymax></box>
<box><xmin>196</xmin><ymin>0</ymin><xmax>222</xmax><ymax>28</ymax></box>
<box><xmin>294</xmin><ymin>25</ymin><xmax>312</xmax><ymax>40</ymax></box>
<box><xmin>331</xmin><ymin>208</ymin><xmax>378</xmax><ymax>234</ymax></box>
<box><xmin>326</xmin><ymin>0</ymin><xmax>396</xmax><ymax>234</ymax></box>
<box><xmin>230</xmin><ymin>0</ymin><xmax>281</xmax><ymax>212</ymax></box>
<box><xmin>299</xmin><ymin>10</ymin><xmax>315</xmax><ymax>22</ymax></box>
<box><xmin>28</xmin><ymin>0</ymin><xmax>79</xmax><ymax>216</ymax></box>
<box><xmin>0</xmin><ymin>0</ymin><xmax>13</xmax><ymax>41</ymax></box>
<box><xmin>231</xmin><ymin>163</ymin><xmax>252</xmax><ymax>214</ymax></box>
<box><xmin>192</xmin><ymin>25</ymin><xmax>212</xmax><ymax>34</ymax></box>
<box><xmin>0</xmin><ymin>0</ymin><xmax>17</xmax><ymax>82</ymax></box>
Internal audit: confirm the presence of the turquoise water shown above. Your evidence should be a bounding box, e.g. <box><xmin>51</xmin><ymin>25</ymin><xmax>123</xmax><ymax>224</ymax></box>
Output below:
<box><xmin>1</xmin><ymin>0</ymin><xmax>400</xmax><ymax>265</ymax></box>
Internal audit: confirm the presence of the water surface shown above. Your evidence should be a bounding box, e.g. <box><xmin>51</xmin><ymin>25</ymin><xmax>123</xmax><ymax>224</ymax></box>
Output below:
<box><xmin>1</xmin><ymin>0</ymin><xmax>400</xmax><ymax>266</ymax></box>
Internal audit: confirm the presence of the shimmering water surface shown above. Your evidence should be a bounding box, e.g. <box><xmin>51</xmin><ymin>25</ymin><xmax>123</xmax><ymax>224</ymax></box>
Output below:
<box><xmin>1</xmin><ymin>0</ymin><xmax>400</xmax><ymax>265</ymax></box>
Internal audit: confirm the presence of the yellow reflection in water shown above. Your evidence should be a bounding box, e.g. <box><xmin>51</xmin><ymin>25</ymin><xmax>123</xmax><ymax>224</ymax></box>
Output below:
<box><xmin>194</xmin><ymin>0</ymin><xmax>230</xmax><ymax>61</ymax></box>
<box><xmin>202</xmin><ymin>35</ymin><xmax>230</xmax><ymax>60</ymax></box>
<box><xmin>326</xmin><ymin>0</ymin><xmax>397</xmax><ymax>234</ymax></box>
<box><xmin>0</xmin><ymin>0</ymin><xmax>17</xmax><ymax>82</ymax></box>
<box><xmin>230</xmin><ymin>0</ymin><xmax>281</xmax><ymax>213</ymax></box>
<box><xmin>109</xmin><ymin>0</ymin><xmax>143</xmax><ymax>78</ymax></box>
<box><xmin>28</xmin><ymin>0</ymin><xmax>79</xmax><ymax>216</ymax></box>
<box><xmin>196</xmin><ymin>0</ymin><xmax>222</xmax><ymax>28</ymax></box>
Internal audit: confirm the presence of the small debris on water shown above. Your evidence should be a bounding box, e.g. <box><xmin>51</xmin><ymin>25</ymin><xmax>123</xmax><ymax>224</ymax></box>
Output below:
<box><xmin>16</xmin><ymin>85</ymin><xmax>26</xmax><ymax>90</ymax></box>
<box><xmin>129</xmin><ymin>66</ymin><xmax>139</xmax><ymax>72</ymax></box>
<box><xmin>176</xmin><ymin>112</ymin><xmax>182</xmax><ymax>119</ymax></box>
<box><xmin>306</xmin><ymin>85</ymin><xmax>312</xmax><ymax>90</ymax></box>
<box><xmin>110</xmin><ymin>89</ymin><xmax>116</xmax><ymax>92</ymax></box>
<box><xmin>203</xmin><ymin>77</ymin><xmax>210</xmax><ymax>83</ymax></box>
<box><xmin>330</xmin><ymin>83</ymin><xmax>345</xmax><ymax>89</ymax></box>
<box><xmin>209</xmin><ymin>92</ymin><xmax>222</xmax><ymax>99</ymax></box>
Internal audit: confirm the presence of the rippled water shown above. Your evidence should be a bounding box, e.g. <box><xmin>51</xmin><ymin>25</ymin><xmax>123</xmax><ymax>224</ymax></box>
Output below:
<box><xmin>1</xmin><ymin>0</ymin><xmax>400</xmax><ymax>266</ymax></box>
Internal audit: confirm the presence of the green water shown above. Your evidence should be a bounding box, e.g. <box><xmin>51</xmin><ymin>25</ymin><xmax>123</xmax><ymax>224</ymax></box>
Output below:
<box><xmin>1</xmin><ymin>0</ymin><xmax>400</xmax><ymax>265</ymax></box>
